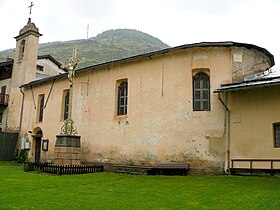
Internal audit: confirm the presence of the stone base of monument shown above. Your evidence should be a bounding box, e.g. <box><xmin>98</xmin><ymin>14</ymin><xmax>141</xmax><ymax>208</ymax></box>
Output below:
<box><xmin>54</xmin><ymin>135</ymin><xmax>81</xmax><ymax>165</ymax></box>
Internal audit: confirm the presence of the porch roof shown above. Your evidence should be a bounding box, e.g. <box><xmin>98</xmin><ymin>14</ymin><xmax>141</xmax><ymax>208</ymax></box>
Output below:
<box><xmin>215</xmin><ymin>69</ymin><xmax>280</xmax><ymax>92</ymax></box>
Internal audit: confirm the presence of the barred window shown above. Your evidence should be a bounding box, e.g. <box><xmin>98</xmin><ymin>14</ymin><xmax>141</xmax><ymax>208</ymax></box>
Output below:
<box><xmin>193</xmin><ymin>72</ymin><xmax>210</xmax><ymax>111</ymax></box>
<box><xmin>117</xmin><ymin>81</ymin><xmax>128</xmax><ymax>115</ymax></box>
<box><xmin>274</xmin><ymin>123</ymin><xmax>280</xmax><ymax>148</ymax></box>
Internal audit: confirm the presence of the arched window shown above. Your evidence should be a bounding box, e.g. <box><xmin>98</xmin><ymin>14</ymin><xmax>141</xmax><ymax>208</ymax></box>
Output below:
<box><xmin>193</xmin><ymin>72</ymin><xmax>210</xmax><ymax>111</ymax></box>
<box><xmin>117</xmin><ymin>81</ymin><xmax>128</xmax><ymax>115</ymax></box>
<box><xmin>19</xmin><ymin>40</ymin><xmax>26</xmax><ymax>60</ymax></box>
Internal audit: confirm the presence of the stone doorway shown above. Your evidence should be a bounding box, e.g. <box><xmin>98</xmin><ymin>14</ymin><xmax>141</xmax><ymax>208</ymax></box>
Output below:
<box><xmin>34</xmin><ymin>130</ymin><xmax>43</xmax><ymax>162</ymax></box>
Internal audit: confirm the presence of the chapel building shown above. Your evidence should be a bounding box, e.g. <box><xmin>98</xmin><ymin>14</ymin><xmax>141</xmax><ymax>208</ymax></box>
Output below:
<box><xmin>3</xmin><ymin>18</ymin><xmax>280</xmax><ymax>174</ymax></box>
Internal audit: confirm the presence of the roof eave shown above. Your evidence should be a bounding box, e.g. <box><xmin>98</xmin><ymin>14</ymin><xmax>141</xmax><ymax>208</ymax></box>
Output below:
<box><xmin>20</xmin><ymin>41</ymin><xmax>275</xmax><ymax>88</ymax></box>
<box><xmin>215</xmin><ymin>81</ymin><xmax>280</xmax><ymax>93</ymax></box>
<box><xmin>37</xmin><ymin>54</ymin><xmax>62</xmax><ymax>67</ymax></box>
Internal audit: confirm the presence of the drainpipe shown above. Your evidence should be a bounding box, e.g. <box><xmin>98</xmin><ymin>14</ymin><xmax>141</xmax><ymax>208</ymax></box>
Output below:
<box><xmin>218</xmin><ymin>92</ymin><xmax>230</xmax><ymax>172</ymax></box>
<box><xmin>18</xmin><ymin>87</ymin><xmax>25</xmax><ymax>149</ymax></box>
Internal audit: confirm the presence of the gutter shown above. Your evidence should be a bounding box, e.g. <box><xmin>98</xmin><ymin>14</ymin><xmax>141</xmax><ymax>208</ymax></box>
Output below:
<box><xmin>218</xmin><ymin>92</ymin><xmax>230</xmax><ymax>172</ymax></box>
<box><xmin>18</xmin><ymin>87</ymin><xmax>25</xmax><ymax>149</ymax></box>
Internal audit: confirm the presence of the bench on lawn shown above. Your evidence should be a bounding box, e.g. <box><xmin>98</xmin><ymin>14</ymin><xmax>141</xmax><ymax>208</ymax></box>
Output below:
<box><xmin>114</xmin><ymin>165</ymin><xmax>152</xmax><ymax>175</ymax></box>
<box><xmin>230</xmin><ymin>159</ymin><xmax>280</xmax><ymax>176</ymax></box>
<box><xmin>151</xmin><ymin>162</ymin><xmax>189</xmax><ymax>175</ymax></box>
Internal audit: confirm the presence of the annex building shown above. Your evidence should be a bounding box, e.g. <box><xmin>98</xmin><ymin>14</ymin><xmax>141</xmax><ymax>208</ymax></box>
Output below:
<box><xmin>1</xmin><ymin>18</ymin><xmax>279</xmax><ymax>174</ymax></box>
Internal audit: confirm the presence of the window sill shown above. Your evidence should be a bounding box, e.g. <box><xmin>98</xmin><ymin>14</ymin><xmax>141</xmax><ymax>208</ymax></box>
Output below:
<box><xmin>114</xmin><ymin>115</ymin><xmax>128</xmax><ymax>123</ymax></box>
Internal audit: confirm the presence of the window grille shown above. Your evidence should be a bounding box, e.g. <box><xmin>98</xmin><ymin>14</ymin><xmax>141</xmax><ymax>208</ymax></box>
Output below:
<box><xmin>193</xmin><ymin>72</ymin><xmax>210</xmax><ymax>111</ymax></box>
<box><xmin>117</xmin><ymin>81</ymin><xmax>128</xmax><ymax>115</ymax></box>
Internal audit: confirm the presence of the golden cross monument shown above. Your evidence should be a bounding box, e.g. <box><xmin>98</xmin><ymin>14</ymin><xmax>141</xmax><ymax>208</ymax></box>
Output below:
<box><xmin>61</xmin><ymin>48</ymin><xmax>80</xmax><ymax>135</ymax></box>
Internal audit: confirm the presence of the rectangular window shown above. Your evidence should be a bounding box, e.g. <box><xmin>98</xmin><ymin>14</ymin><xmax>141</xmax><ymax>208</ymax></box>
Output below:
<box><xmin>274</xmin><ymin>123</ymin><xmax>280</xmax><ymax>148</ymax></box>
<box><xmin>63</xmin><ymin>90</ymin><xmax>70</xmax><ymax>120</ymax></box>
<box><xmin>0</xmin><ymin>113</ymin><xmax>3</xmax><ymax>124</ymax></box>
<box><xmin>38</xmin><ymin>94</ymin><xmax>44</xmax><ymax>122</ymax></box>
<box><xmin>117</xmin><ymin>80</ymin><xmax>128</xmax><ymax>115</ymax></box>
<box><xmin>36</xmin><ymin>65</ymin><xmax>44</xmax><ymax>72</ymax></box>
<box><xmin>0</xmin><ymin>86</ymin><xmax>6</xmax><ymax>104</ymax></box>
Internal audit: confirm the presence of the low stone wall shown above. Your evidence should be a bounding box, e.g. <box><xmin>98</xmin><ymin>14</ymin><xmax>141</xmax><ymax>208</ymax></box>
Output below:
<box><xmin>83</xmin><ymin>160</ymin><xmax>225</xmax><ymax>175</ymax></box>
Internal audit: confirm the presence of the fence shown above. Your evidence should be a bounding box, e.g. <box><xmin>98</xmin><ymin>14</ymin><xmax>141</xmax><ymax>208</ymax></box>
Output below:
<box><xmin>231</xmin><ymin>159</ymin><xmax>280</xmax><ymax>176</ymax></box>
<box><xmin>0</xmin><ymin>132</ymin><xmax>18</xmax><ymax>160</ymax></box>
<box><xmin>24</xmin><ymin>162</ymin><xmax>104</xmax><ymax>175</ymax></box>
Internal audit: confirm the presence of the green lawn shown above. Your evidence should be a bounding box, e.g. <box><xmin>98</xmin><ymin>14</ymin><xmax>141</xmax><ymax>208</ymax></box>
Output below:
<box><xmin>0</xmin><ymin>162</ymin><xmax>280</xmax><ymax>210</ymax></box>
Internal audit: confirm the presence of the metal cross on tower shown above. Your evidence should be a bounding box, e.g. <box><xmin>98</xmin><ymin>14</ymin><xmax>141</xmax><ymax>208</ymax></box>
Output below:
<box><xmin>28</xmin><ymin>2</ymin><xmax>34</xmax><ymax>15</ymax></box>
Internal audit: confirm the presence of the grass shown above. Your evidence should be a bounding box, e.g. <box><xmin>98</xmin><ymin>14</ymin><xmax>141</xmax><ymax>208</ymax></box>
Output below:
<box><xmin>0</xmin><ymin>161</ymin><xmax>20</xmax><ymax>166</ymax></box>
<box><xmin>0</xmin><ymin>162</ymin><xmax>280</xmax><ymax>210</ymax></box>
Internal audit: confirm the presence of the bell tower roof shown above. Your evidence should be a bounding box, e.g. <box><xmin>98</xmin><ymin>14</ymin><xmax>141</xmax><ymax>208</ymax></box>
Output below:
<box><xmin>20</xmin><ymin>18</ymin><xmax>39</xmax><ymax>34</ymax></box>
<box><xmin>14</xmin><ymin>18</ymin><xmax>42</xmax><ymax>40</ymax></box>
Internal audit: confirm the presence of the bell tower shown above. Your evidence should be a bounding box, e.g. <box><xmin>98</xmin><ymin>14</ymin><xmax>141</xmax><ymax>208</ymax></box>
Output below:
<box><xmin>11</xmin><ymin>18</ymin><xmax>42</xmax><ymax>87</ymax></box>
<box><xmin>6</xmin><ymin>18</ymin><xmax>42</xmax><ymax>131</ymax></box>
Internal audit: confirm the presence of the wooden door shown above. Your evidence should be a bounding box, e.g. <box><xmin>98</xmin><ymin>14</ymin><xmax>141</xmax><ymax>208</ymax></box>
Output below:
<box><xmin>35</xmin><ymin>137</ymin><xmax>41</xmax><ymax>162</ymax></box>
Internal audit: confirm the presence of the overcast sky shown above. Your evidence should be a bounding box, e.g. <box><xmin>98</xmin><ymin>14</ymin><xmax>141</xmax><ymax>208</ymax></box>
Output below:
<box><xmin>0</xmin><ymin>0</ymin><xmax>279</xmax><ymax>68</ymax></box>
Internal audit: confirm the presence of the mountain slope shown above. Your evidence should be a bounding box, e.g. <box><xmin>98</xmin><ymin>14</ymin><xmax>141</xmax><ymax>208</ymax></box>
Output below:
<box><xmin>0</xmin><ymin>29</ymin><xmax>169</xmax><ymax>68</ymax></box>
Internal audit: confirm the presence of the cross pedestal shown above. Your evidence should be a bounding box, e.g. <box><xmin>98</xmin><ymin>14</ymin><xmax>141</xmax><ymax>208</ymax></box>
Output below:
<box><xmin>53</xmin><ymin>135</ymin><xmax>81</xmax><ymax>165</ymax></box>
<box><xmin>54</xmin><ymin>48</ymin><xmax>81</xmax><ymax>165</ymax></box>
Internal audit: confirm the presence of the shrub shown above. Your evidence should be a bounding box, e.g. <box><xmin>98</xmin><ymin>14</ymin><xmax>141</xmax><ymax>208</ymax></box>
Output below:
<box><xmin>16</xmin><ymin>149</ymin><xmax>27</xmax><ymax>163</ymax></box>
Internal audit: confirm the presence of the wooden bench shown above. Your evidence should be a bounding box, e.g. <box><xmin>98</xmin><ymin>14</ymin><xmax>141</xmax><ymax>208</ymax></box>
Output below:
<box><xmin>230</xmin><ymin>159</ymin><xmax>280</xmax><ymax>176</ymax></box>
<box><xmin>114</xmin><ymin>165</ymin><xmax>152</xmax><ymax>175</ymax></box>
<box><xmin>151</xmin><ymin>162</ymin><xmax>189</xmax><ymax>175</ymax></box>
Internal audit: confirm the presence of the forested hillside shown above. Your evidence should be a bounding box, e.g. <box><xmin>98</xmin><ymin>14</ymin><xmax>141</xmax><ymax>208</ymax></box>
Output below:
<box><xmin>0</xmin><ymin>29</ymin><xmax>169</xmax><ymax>68</ymax></box>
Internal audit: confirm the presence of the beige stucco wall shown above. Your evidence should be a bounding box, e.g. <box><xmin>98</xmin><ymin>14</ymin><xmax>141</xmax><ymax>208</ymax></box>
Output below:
<box><xmin>36</xmin><ymin>58</ymin><xmax>64</xmax><ymax>76</ymax></box>
<box><xmin>21</xmin><ymin>46</ymin><xmax>233</xmax><ymax>172</ymax></box>
<box><xmin>228</xmin><ymin>85</ymin><xmax>280</xmax><ymax>167</ymax></box>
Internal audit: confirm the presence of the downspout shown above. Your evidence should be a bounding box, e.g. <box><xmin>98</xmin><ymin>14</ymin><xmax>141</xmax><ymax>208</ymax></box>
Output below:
<box><xmin>18</xmin><ymin>87</ymin><xmax>25</xmax><ymax>149</ymax></box>
<box><xmin>218</xmin><ymin>92</ymin><xmax>230</xmax><ymax>172</ymax></box>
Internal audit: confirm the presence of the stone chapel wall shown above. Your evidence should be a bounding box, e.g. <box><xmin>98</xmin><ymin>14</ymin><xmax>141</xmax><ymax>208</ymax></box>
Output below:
<box><xmin>231</xmin><ymin>47</ymin><xmax>272</xmax><ymax>82</ymax></box>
